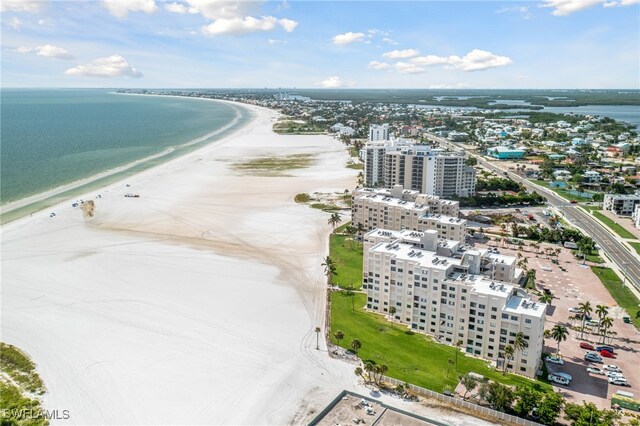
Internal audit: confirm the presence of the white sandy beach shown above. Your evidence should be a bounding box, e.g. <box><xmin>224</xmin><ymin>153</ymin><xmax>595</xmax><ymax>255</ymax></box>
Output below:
<box><xmin>1</xmin><ymin>101</ymin><xmax>494</xmax><ymax>426</ymax></box>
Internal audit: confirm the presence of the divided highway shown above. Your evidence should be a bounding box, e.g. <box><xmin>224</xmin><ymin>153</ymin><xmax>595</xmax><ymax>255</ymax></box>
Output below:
<box><xmin>429</xmin><ymin>133</ymin><xmax>640</xmax><ymax>293</ymax></box>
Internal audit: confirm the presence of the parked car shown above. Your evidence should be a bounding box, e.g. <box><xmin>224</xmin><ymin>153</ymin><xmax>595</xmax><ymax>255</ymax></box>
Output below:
<box><xmin>548</xmin><ymin>374</ymin><xmax>570</xmax><ymax>385</ymax></box>
<box><xmin>569</xmin><ymin>307</ymin><xmax>582</xmax><ymax>313</ymax></box>
<box><xmin>580</xmin><ymin>342</ymin><xmax>595</xmax><ymax>350</ymax></box>
<box><xmin>600</xmin><ymin>350</ymin><xmax>616</xmax><ymax>358</ymax></box>
<box><xmin>596</xmin><ymin>346</ymin><xmax>615</xmax><ymax>353</ymax></box>
<box><xmin>585</xmin><ymin>352</ymin><xmax>603</xmax><ymax>363</ymax></box>
<box><xmin>586</xmin><ymin>319</ymin><xmax>600</xmax><ymax>327</ymax></box>
<box><xmin>623</xmin><ymin>317</ymin><xmax>632</xmax><ymax>324</ymax></box>
<box><xmin>586</xmin><ymin>367</ymin><xmax>605</xmax><ymax>375</ymax></box>
<box><xmin>570</xmin><ymin>200</ymin><xmax>578</xmax><ymax>204</ymax></box>
<box><xmin>545</xmin><ymin>356</ymin><xmax>564</xmax><ymax>365</ymax></box>
<box><xmin>604</xmin><ymin>365</ymin><xmax>621</xmax><ymax>373</ymax></box>
<box><xmin>553</xmin><ymin>372</ymin><xmax>573</xmax><ymax>381</ymax></box>
<box><xmin>605</xmin><ymin>371</ymin><xmax>625</xmax><ymax>378</ymax></box>
<box><xmin>608</xmin><ymin>377</ymin><xmax>628</xmax><ymax>386</ymax></box>
<box><xmin>576</xmin><ymin>313</ymin><xmax>592</xmax><ymax>321</ymax></box>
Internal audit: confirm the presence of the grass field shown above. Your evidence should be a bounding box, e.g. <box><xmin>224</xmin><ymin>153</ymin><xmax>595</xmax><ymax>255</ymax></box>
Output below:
<box><xmin>628</xmin><ymin>241</ymin><xmax>640</xmax><ymax>255</ymax></box>
<box><xmin>232</xmin><ymin>154</ymin><xmax>313</xmax><ymax>176</ymax></box>
<box><xmin>329</xmin><ymin>234</ymin><xmax>363</xmax><ymax>289</ymax></box>
<box><xmin>589</xmin><ymin>210</ymin><xmax>636</xmax><ymax>239</ymax></box>
<box><xmin>330</xmin><ymin>291</ymin><xmax>551</xmax><ymax>393</ymax></box>
<box><xmin>591</xmin><ymin>267</ymin><xmax>640</xmax><ymax>328</ymax></box>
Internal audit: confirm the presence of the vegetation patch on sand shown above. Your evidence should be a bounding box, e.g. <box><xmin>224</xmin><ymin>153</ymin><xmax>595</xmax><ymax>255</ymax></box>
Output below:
<box><xmin>346</xmin><ymin>162</ymin><xmax>364</xmax><ymax>170</ymax></box>
<box><xmin>232</xmin><ymin>154</ymin><xmax>313</xmax><ymax>176</ymax></box>
<box><xmin>591</xmin><ymin>267</ymin><xmax>640</xmax><ymax>328</ymax></box>
<box><xmin>272</xmin><ymin>119</ymin><xmax>326</xmax><ymax>134</ymax></box>
<box><xmin>294</xmin><ymin>193</ymin><xmax>311</xmax><ymax>203</ymax></box>
<box><xmin>330</xmin><ymin>291</ymin><xmax>551</xmax><ymax>393</ymax></box>
<box><xmin>0</xmin><ymin>342</ymin><xmax>48</xmax><ymax>425</ymax></box>
<box><xmin>329</xmin><ymin>233</ymin><xmax>363</xmax><ymax>290</ymax></box>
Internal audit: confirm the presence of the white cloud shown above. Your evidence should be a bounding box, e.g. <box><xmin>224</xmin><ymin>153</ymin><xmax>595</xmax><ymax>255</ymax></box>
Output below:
<box><xmin>201</xmin><ymin>16</ymin><xmax>297</xmax><ymax>35</ymax></box>
<box><xmin>316</xmin><ymin>76</ymin><xmax>353</xmax><ymax>88</ymax></box>
<box><xmin>332</xmin><ymin>32</ymin><xmax>366</xmax><ymax>45</ymax></box>
<box><xmin>9</xmin><ymin>17</ymin><xmax>23</xmax><ymax>29</ymax></box>
<box><xmin>411</xmin><ymin>55</ymin><xmax>450</xmax><ymax>66</ymax></box>
<box><xmin>368</xmin><ymin>60</ymin><xmax>391</xmax><ymax>70</ymax></box>
<box><xmin>185</xmin><ymin>0</ymin><xmax>263</xmax><ymax>20</ymax></box>
<box><xmin>164</xmin><ymin>2</ymin><xmax>198</xmax><ymax>13</ymax></box>
<box><xmin>383</xmin><ymin>49</ymin><xmax>419</xmax><ymax>59</ymax></box>
<box><xmin>12</xmin><ymin>44</ymin><xmax>74</xmax><ymax>59</ymax></box>
<box><xmin>268</xmin><ymin>39</ymin><xmax>286</xmax><ymax>44</ymax></box>
<box><xmin>102</xmin><ymin>0</ymin><xmax>157</xmax><ymax>18</ymax></box>
<box><xmin>540</xmin><ymin>0</ymin><xmax>603</xmax><ymax>15</ymax></box>
<box><xmin>395</xmin><ymin>62</ymin><xmax>425</xmax><ymax>74</ymax></box>
<box><xmin>278</xmin><ymin>18</ymin><xmax>297</xmax><ymax>32</ymax></box>
<box><xmin>36</xmin><ymin>44</ymin><xmax>74</xmax><ymax>59</ymax></box>
<box><xmin>0</xmin><ymin>0</ymin><xmax>44</xmax><ymax>13</ymax></box>
<box><xmin>496</xmin><ymin>5</ymin><xmax>532</xmax><ymax>19</ymax></box>
<box><xmin>65</xmin><ymin>55</ymin><xmax>142</xmax><ymax>78</ymax></box>
<box><xmin>382</xmin><ymin>37</ymin><xmax>398</xmax><ymax>45</ymax></box>
<box><xmin>410</xmin><ymin>49</ymin><xmax>512</xmax><ymax>72</ymax></box>
<box><xmin>602</xmin><ymin>0</ymin><xmax>639</xmax><ymax>6</ymax></box>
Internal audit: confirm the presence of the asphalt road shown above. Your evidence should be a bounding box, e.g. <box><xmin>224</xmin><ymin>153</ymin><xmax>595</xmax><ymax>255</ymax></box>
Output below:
<box><xmin>429</xmin><ymin>134</ymin><xmax>640</xmax><ymax>293</ymax></box>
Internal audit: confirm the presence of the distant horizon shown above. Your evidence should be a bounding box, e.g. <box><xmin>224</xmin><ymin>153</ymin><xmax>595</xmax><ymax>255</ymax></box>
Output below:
<box><xmin>2</xmin><ymin>87</ymin><xmax>640</xmax><ymax>91</ymax></box>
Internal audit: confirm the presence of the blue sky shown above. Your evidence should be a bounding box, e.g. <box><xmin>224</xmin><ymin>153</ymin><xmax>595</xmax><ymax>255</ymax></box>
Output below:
<box><xmin>1</xmin><ymin>0</ymin><xmax>639</xmax><ymax>88</ymax></box>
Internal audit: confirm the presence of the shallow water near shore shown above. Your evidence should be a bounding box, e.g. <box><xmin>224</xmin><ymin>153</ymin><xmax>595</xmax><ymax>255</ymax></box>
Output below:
<box><xmin>0</xmin><ymin>89</ymin><xmax>250</xmax><ymax>223</ymax></box>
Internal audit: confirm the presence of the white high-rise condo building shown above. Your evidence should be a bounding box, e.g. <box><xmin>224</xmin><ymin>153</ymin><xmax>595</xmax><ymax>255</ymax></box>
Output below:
<box><xmin>362</xmin><ymin>229</ymin><xmax>544</xmax><ymax>378</ymax></box>
<box><xmin>352</xmin><ymin>186</ymin><xmax>465</xmax><ymax>242</ymax></box>
<box><xmin>369</xmin><ymin>124</ymin><xmax>390</xmax><ymax>142</ymax></box>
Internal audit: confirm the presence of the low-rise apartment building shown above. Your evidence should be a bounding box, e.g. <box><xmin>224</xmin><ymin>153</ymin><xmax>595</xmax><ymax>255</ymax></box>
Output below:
<box><xmin>362</xmin><ymin>229</ymin><xmax>542</xmax><ymax>378</ymax></box>
<box><xmin>603</xmin><ymin>193</ymin><xmax>640</xmax><ymax>216</ymax></box>
<box><xmin>352</xmin><ymin>186</ymin><xmax>464</xmax><ymax>242</ymax></box>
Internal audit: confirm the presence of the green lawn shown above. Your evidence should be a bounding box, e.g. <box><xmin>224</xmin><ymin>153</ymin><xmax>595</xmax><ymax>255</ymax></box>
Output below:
<box><xmin>572</xmin><ymin>250</ymin><xmax>604</xmax><ymax>264</ymax></box>
<box><xmin>346</xmin><ymin>163</ymin><xmax>364</xmax><ymax>170</ymax></box>
<box><xmin>330</xmin><ymin>291</ymin><xmax>551</xmax><ymax>393</ymax></box>
<box><xmin>591</xmin><ymin>267</ymin><xmax>640</xmax><ymax>328</ymax></box>
<box><xmin>589</xmin><ymin>210</ymin><xmax>636</xmax><ymax>239</ymax></box>
<box><xmin>628</xmin><ymin>241</ymin><xmax>640</xmax><ymax>255</ymax></box>
<box><xmin>329</xmin><ymin>234</ymin><xmax>364</xmax><ymax>290</ymax></box>
<box><xmin>532</xmin><ymin>180</ymin><xmax>591</xmax><ymax>202</ymax></box>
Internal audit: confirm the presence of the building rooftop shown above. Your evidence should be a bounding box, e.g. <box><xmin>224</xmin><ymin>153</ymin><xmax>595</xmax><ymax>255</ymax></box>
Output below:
<box><xmin>369</xmin><ymin>241</ymin><xmax>463</xmax><ymax>270</ymax></box>
<box><xmin>504</xmin><ymin>294</ymin><xmax>546</xmax><ymax>317</ymax></box>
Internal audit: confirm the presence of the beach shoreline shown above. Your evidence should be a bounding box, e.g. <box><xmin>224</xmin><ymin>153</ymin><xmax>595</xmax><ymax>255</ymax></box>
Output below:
<box><xmin>1</xmin><ymin>101</ymin><xmax>361</xmax><ymax>425</ymax></box>
<box><xmin>0</xmin><ymin>94</ymin><xmax>250</xmax><ymax>224</ymax></box>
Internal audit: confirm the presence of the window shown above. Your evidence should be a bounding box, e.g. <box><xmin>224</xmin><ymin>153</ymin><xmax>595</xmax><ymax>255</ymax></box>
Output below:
<box><xmin>510</xmin><ymin>315</ymin><xmax>518</xmax><ymax>321</ymax></box>
<box><xmin>525</xmin><ymin>319</ymin><xmax>532</xmax><ymax>324</ymax></box>
<box><xmin>501</xmin><ymin>313</ymin><xmax>508</xmax><ymax>319</ymax></box>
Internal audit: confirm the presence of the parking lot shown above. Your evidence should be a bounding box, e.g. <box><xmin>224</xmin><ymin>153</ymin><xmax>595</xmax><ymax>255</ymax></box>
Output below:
<box><xmin>474</xmin><ymin>238</ymin><xmax>640</xmax><ymax>411</ymax></box>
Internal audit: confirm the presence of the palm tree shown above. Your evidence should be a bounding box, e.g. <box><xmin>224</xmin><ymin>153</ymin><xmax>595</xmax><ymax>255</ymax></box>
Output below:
<box><xmin>350</xmin><ymin>339</ymin><xmax>362</xmax><ymax>354</ymax></box>
<box><xmin>454</xmin><ymin>340</ymin><xmax>463</xmax><ymax>371</ymax></box>
<box><xmin>600</xmin><ymin>317</ymin><xmax>614</xmax><ymax>344</ymax></box>
<box><xmin>334</xmin><ymin>330</ymin><xmax>344</xmax><ymax>347</ymax></box>
<box><xmin>513</xmin><ymin>332</ymin><xmax>528</xmax><ymax>360</ymax></box>
<box><xmin>551</xmin><ymin>324</ymin><xmax>569</xmax><ymax>354</ymax></box>
<box><xmin>446</xmin><ymin>358</ymin><xmax>455</xmax><ymax>378</ymax></box>
<box><xmin>595</xmin><ymin>304</ymin><xmax>608</xmax><ymax>336</ymax></box>
<box><xmin>539</xmin><ymin>291</ymin><xmax>553</xmax><ymax>305</ymax></box>
<box><xmin>328</xmin><ymin>212</ymin><xmax>342</xmax><ymax>230</ymax></box>
<box><xmin>355</xmin><ymin>222</ymin><xmax>366</xmax><ymax>247</ymax></box>
<box><xmin>344</xmin><ymin>224</ymin><xmax>356</xmax><ymax>247</ymax></box>
<box><xmin>321</xmin><ymin>256</ymin><xmax>337</xmax><ymax>285</ymax></box>
<box><xmin>525</xmin><ymin>269</ymin><xmax>537</xmax><ymax>290</ymax></box>
<box><xmin>503</xmin><ymin>345</ymin><xmax>514</xmax><ymax>374</ymax></box>
<box><xmin>578</xmin><ymin>301</ymin><xmax>593</xmax><ymax>339</ymax></box>
<box><xmin>315</xmin><ymin>326</ymin><xmax>321</xmax><ymax>350</ymax></box>
<box><xmin>388</xmin><ymin>306</ymin><xmax>396</xmax><ymax>321</ymax></box>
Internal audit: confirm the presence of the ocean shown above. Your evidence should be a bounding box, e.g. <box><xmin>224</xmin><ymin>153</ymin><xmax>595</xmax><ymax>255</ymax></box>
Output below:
<box><xmin>0</xmin><ymin>89</ymin><xmax>250</xmax><ymax>222</ymax></box>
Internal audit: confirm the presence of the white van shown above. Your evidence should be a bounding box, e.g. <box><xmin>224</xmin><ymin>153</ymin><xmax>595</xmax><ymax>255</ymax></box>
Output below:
<box><xmin>548</xmin><ymin>374</ymin><xmax>570</xmax><ymax>385</ymax></box>
<box><xmin>609</xmin><ymin>377</ymin><xmax>628</xmax><ymax>386</ymax></box>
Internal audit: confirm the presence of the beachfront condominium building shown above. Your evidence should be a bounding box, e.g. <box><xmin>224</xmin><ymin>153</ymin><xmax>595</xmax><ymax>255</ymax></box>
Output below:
<box><xmin>384</xmin><ymin>145</ymin><xmax>476</xmax><ymax>198</ymax></box>
<box><xmin>352</xmin><ymin>185</ymin><xmax>465</xmax><ymax>242</ymax></box>
<box><xmin>603</xmin><ymin>192</ymin><xmax>640</xmax><ymax>216</ymax></box>
<box><xmin>369</xmin><ymin>124</ymin><xmax>390</xmax><ymax>142</ymax></box>
<box><xmin>363</xmin><ymin>142</ymin><xmax>387</xmax><ymax>186</ymax></box>
<box><xmin>362</xmin><ymin>229</ymin><xmax>543</xmax><ymax>378</ymax></box>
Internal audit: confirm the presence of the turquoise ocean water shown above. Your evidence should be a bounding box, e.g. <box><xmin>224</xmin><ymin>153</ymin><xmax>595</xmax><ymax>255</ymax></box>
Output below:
<box><xmin>0</xmin><ymin>89</ymin><xmax>250</xmax><ymax>222</ymax></box>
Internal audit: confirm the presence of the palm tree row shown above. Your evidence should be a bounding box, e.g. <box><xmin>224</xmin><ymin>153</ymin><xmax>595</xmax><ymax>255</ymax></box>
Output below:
<box><xmin>322</xmin><ymin>256</ymin><xmax>337</xmax><ymax>285</ymax></box>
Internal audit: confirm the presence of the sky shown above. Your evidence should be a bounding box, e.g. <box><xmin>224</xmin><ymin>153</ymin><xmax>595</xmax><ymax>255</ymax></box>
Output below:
<box><xmin>1</xmin><ymin>0</ymin><xmax>639</xmax><ymax>89</ymax></box>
